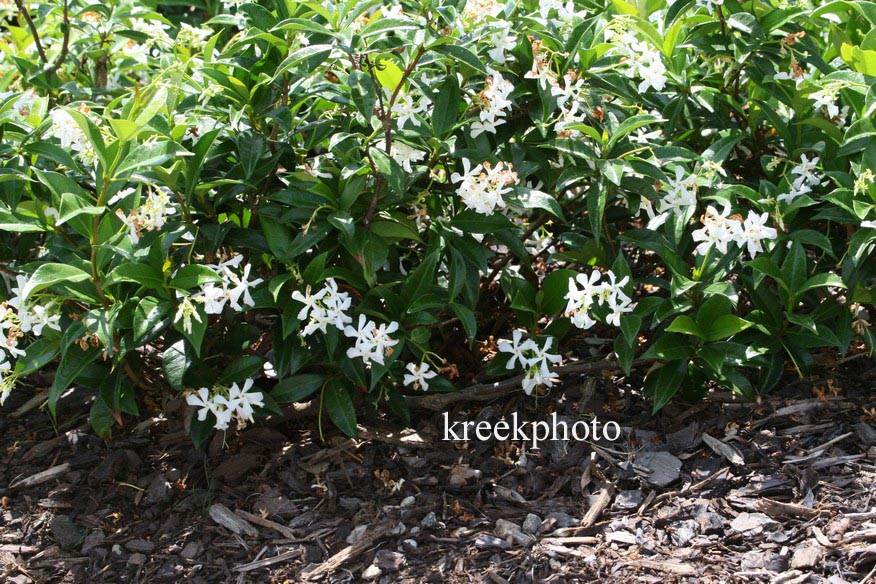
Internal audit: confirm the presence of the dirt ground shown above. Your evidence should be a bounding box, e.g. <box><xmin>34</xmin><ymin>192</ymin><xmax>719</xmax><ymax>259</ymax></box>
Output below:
<box><xmin>2</xmin><ymin>361</ymin><xmax>876</xmax><ymax>583</ymax></box>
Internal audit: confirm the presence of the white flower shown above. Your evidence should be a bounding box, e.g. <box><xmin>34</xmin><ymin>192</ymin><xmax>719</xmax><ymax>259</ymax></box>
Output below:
<box><xmin>564</xmin><ymin>269</ymin><xmax>634</xmax><ymax>330</ymax></box>
<box><xmin>196</xmin><ymin>282</ymin><xmax>228</xmax><ymax>314</ymax></box>
<box><xmin>692</xmin><ymin>204</ymin><xmax>741</xmax><ymax>255</ymax></box>
<box><xmin>739</xmin><ymin>211</ymin><xmax>777</xmax><ymax>257</ymax></box>
<box><xmin>344</xmin><ymin>315</ymin><xmax>400</xmax><ymax>365</ymax></box>
<box><xmin>487</xmin><ymin>25</ymin><xmax>517</xmax><ymax>64</ymax></box>
<box><xmin>291</xmin><ymin>285</ymin><xmax>329</xmax><ymax>320</ymax></box>
<box><xmin>228</xmin><ymin>378</ymin><xmax>264</xmax><ymax>423</ymax></box>
<box><xmin>391</xmin><ymin>94</ymin><xmax>427</xmax><ymax>129</ymax></box>
<box><xmin>451</xmin><ymin>159</ymin><xmax>518</xmax><ymax>215</ymax></box>
<box><xmin>403</xmin><ymin>362</ymin><xmax>438</xmax><ymax>391</ymax></box>
<box><xmin>224</xmin><ymin>262</ymin><xmax>263</xmax><ymax>310</ymax></box>
<box><xmin>293</xmin><ymin>278</ymin><xmax>352</xmax><ymax>336</ymax></box>
<box><xmin>186</xmin><ymin>388</ymin><xmax>214</xmax><ymax>421</ymax></box>
<box><xmin>375</xmin><ymin>140</ymin><xmax>425</xmax><ymax>173</ymax></box>
<box><xmin>657</xmin><ymin>166</ymin><xmax>698</xmax><ymax>218</ymax></box>
<box><xmin>778</xmin><ymin>154</ymin><xmax>822</xmax><ymax>204</ymax></box>
<box><xmin>497</xmin><ymin>329</ymin><xmax>529</xmax><ymax>370</ymax></box>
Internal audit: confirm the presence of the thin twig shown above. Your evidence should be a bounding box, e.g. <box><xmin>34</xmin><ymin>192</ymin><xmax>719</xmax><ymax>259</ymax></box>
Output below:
<box><xmin>45</xmin><ymin>0</ymin><xmax>70</xmax><ymax>78</ymax></box>
<box><xmin>14</xmin><ymin>0</ymin><xmax>48</xmax><ymax>64</ymax></box>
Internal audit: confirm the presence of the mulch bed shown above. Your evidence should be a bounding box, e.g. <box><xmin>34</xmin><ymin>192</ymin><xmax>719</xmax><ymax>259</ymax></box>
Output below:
<box><xmin>2</xmin><ymin>363</ymin><xmax>876</xmax><ymax>583</ymax></box>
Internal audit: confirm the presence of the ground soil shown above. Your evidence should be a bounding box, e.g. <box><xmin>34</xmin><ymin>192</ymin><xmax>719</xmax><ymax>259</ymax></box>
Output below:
<box><xmin>2</xmin><ymin>361</ymin><xmax>876</xmax><ymax>583</ymax></box>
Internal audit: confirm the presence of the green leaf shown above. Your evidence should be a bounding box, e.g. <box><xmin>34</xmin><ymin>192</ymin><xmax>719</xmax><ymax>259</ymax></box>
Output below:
<box><xmin>432</xmin><ymin>74</ymin><xmax>460</xmax><ymax>136</ymax></box>
<box><xmin>401</xmin><ymin>249</ymin><xmax>440</xmax><ymax>312</ymax></box>
<box><xmin>641</xmin><ymin>333</ymin><xmax>695</xmax><ymax>360</ymax></box>
<box><xmin>324</xmin><ymin>379</ymin><xmax>358</xmax><ymax>437</ymax></box>
<box><xmin>49</xmin><ymin>345</ymin><xmax>102</xmax><ymax>415</ymax></box>
<box><xmin>134</xmin><ymin>297</ymin><xmax>170</xmax><ymax>344</ymax></box>
<box><xmin>433</xmin><ymin>44</ymin><xmax>486</xmax><ymax>74</ymax></box>
<box><xmin>703</xmin><ymin>315</ymin><xmax>753</xmax><ymax>342</ymax></box>
<box><xmin>105</xmin><ymin>262</ymin><xmax>165</xmax><ymax>289</ymax></box>
<box><xmin>666</xmin><ymin>315</ymin><xmax>704</xmax><ymax>338</ymax></box>
<box><xmin>271</xmin><ymin>374</ymin><xmax>324</xmax><ymax>403</ymax></box>
<box><xmin>161</xmin><ymin>339</ymin><xmax>190</xmax><ymax>391</ymax></box>
<box><xmin>620</xmin><ymin>314</ymin><xmax>642</xmax><ymax>346</ymax></box>
<box><xmin>451</xmin><ymin>303</ymin><xmax>477</xmax><ymax>342</ymax></box>
<box><xmin>798</xmin><ymin>273</ymin><xmax>846</xmax><ymax>294</ymax></box>
<box><xmin>116</xmin><ymin>140</ymin><xmax>191</xmax><ymax>175</ymax></box>
<box><xmin>170</xmin><ymin>265</ymin><xmax>223</xmax><ymax>290</ymax></box>
<box><xmin>13</xmin><ymin>338</ymin><xmax>60</xmax><ymax>376</ymax></box>
<box><xmin>781</xmin><ymin>241</ymin><xmax>807</xmax><ymax>293</ymax></box>
<box><xmin>348</xmin><ymin>70</ymin><xmax>376</xmax><ymax>121</ymax></box>
<box><xmin>648</xmin><ymin>360</ymin><xmax>688</xmax><ymax>413</ymax></box>
<box><xmin>373</xmin><ymin>56</ymin><xmax>404</xmax><ymax>89</ymax></box>
<box><xmin>450</xmin><ymin>210</ymin><xmax>516</xmax><ymax>233</ymax></box>
<box><xmin>218</xmin><ymin>355</ymin><xmax>264</xmax><ymax>385</ymax></box>
<box><xmin>538</xmin><ymin>269</ymin><xmax>576</xmax><ymax>315</ymax></box>
<box><xmin>22</xmin><ymin>263</ymin><xmax>92</xmax><ymax>299</ymax></box>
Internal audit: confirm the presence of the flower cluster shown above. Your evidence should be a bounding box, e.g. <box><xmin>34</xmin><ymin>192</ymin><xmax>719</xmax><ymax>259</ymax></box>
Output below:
<box><xmin>564</xmin><ymin>270</ymin><xmax>634</xmax><ymax>329</ymax></box>
<box><xmin>606</xmin><ymin>28</ymin><xmax>668</xmax><ymax>93</ymax></box>
<box><xmin>777</xmin><ymin>154</ymin><xmax>822</xmax><ymax>204</ymax></box>
<box><xmin>692</xmin><ymin>205</ymin><xmax>778</xmax><ymax>258</ymax></box>
<box><xmin>551</xmin><ymin>72</ymin><xmax>588</xmax><ymax>139</ymax></box>
<box><xmin>451</xmin><ymin>159</ymin><xmax>519</xmax><ymax>215</ymax></box>
<box><xmin>291</xmin><ymin>277</ymin><xmax>353</xmax><ymax>336</ymax></box>
<box><xmin>173</xmin><ymin>258</ymin><xmax>263</xmax><ymax>334</ymax></box>
<box><xmin>292</xmin><ymin>278</ymin><xmax>401</xmax><ymax>366</ymax></box>
<box><xmin>391</xmin><ymin>90</ymin><xmax>431</xmax><ymax>129</ymax></box>
<box><xmin>185</xmin><ymin>378</ymin><xmax>265</xmax><ymax>431</ymax></box>
<box><xmin>115</xmin><ymin>188</ymin><xmax>176</xmax><ymax>244</ymax></box>
<box><xmin>469</xmin><ymin>68</ymin><xmax>514</xmax><ymax>138</ymax></box>
<box><xmin>0</xmin><ymin>275</ymin><xmax>63</xmax><ymax>405</ymax></box>
<box><xmin>48</xmin><ymin>107</ymin><xmax>98</xmax><ymax>166</ymax></box>
<box><xmin>497</xmin><ymin>330</ymin><xmax>562</xmax><ymax>395</ymax></box>
<box><xmin>343</xmin><ymin>315</ymin><xmax>400</xmax><ymax>366</ymax></box>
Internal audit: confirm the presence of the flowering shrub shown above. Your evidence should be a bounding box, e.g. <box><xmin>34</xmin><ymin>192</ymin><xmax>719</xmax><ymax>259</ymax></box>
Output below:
<box><xmin>1</xmin><ymin>0</ymin><xmax>875</xmax><ymax>443</ymax></box>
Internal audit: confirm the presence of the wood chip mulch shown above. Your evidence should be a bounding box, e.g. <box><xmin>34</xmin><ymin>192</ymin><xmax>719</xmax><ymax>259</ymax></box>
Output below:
<box><xmin>2</xmin><ymin>363</ymin><xmax>876</xmax><ymax>583</ymax></box>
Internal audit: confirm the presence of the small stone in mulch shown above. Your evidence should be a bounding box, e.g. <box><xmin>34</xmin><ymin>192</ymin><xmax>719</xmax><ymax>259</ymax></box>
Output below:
<box><xmin>420</xmin><ymin>511</ymin><xmax>438</xmax><ymax>529</ymax></box>
<box><xmin>613</xmin><ymin>489</ymin><xmax>643</xmax><ymax>510</ymax></box>
<box><xmin>88</xmin><ymin>450</ymin><xmax>142</xmax><ymax>484</ymax></box>
<box><xmin>51</xmin><ymin>515</ymin><xmax>83</xmax><ymax>551</ymax></box>
<box><xmin>854</xmin><ymin>422</ymin><xmax>876</xmax><ymax>446</ymax></box>
<box><xmin>125</xmin><ymin>539</ymin><xmax>155</xmax><ymax>553</ymax></box>
<box><xmin>80</xmin><ymin>531</ymin><xmax>106</xmax><ymax>554</ymax></box>
<box><xmin>670</xmin><ymin>519</ymin><xmax>698</xmax><ymax>546</ymax></box>
<box><xmin>790</xmin><ymin>541</ymin><xmax>826</xmax><ymax>569</ymax></box>
<box><xmin>180</xmin><ymin>541</ymin><xmax>202</xmax><ymax>560</ymax></box>
<box><xmin>696</xmin><ymin>512</ymin><xmax>725</xmax><ymax>534</ymax></box>
<box><xmin>127</xmin><ymin>553</ymin><xmax>147</xmax><ymax>566</ymax></box>
<box><xmin>522</xmin><ymin>513</ymin><xmax>541</xmax><ymax>534</ymax></box>
<box><xmin>209</xmin><ymin>503</ymin><xmax>258</xmax><ymax>537</ymax></box>
<box><xmin>253</xmin><ymin>488</ymin><xmax>297</xmax><ymax>517</ymax></box>
<box><xmin>146</xmin><ymin>474</ymin><xmax>172</xmax><ymax>504</ymax></box>
<box><xmin>605</xmin><ymin>530</ymin><xmax>637</xmax><ymax>545</ymax></box>
<box><xmin>666</xmin><ymin>422</ymin><xmax>701</xmax><ymax>452</ymax></box>
<box><xmin>362</xmin><ymin>564</ymin><xmax>382</xmax><ymax>580</ymax></box>
<box><xmin>495</xmin><ymin>519</ymin><xmax>533</xmax><ymax>547</ymax></box>
<box><xmin>475</xmin><ymin>534</ymin><xmax>511</xmax><ymax>550</ymax></box>
<box><xmin>634</xmin><ymin>451</ymin><xmax>682</xmax><ymax>487</ymax></box>
<box><xmin>545</xmin><ymin>511</ymin><xmax>577</xmax><ymax>528</ymax></box>
<box><xmin>374</xmin><ymin>549</ymin><xmax>405</xmax><ymax>572</ymax></box>
<box><xmin>347</xmin><ymin>525</ymin><xmax>368</xmax><ymax>544</ymax></box>
<box><xmin>740</xmin><ymin>549</ymin><xmax>787</xmax><ymax>572</ymax></box>
<box><xmin>730</xmin><ymin>512</ymin><xmax>778</xmax><ymax>536</ymax></box>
